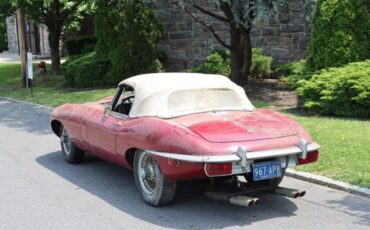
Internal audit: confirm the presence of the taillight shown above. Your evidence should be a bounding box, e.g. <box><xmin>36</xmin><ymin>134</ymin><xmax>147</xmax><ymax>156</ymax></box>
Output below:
<box><xmin>204</xmin><ymin>163</ymin><xmax>232</xmax><ymax>177</ymax></box>
<box><xmin>298</xmin><ymin>150</ymin><xmax>319</xmax><ymax>165</ymax></box>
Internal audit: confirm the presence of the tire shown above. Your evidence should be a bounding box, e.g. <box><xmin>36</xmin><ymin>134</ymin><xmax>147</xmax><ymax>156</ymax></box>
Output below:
<box><xmin>60</xmin><ymin>125</ymin><xmax>84</xmax><ymax>164</ymax></box>
<box><xmin>134</xmin><ymin>150</ymin><xmax>177</xmax><ymax>206</ymax></box>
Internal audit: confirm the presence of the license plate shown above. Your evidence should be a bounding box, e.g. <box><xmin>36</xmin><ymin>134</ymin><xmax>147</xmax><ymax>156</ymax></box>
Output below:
<box><xmin>252</xmin><ymin>161</ymin><xmax>282</xmax><ymax>181</ymax></box>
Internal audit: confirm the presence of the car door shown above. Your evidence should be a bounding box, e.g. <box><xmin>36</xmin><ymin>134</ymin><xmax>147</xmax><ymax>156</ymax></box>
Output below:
<box><xmin>82</xmin><ymin>87</ymin><xmax>134</xmax><ymax>162</ymax></box>
<box><xmin>82</xmin><ymin>109</ymin><xmax>123</xmax><ymax>162</ymax></box>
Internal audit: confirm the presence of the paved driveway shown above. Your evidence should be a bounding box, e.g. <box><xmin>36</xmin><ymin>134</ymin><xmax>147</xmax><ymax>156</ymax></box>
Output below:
<box><xmin>0</xmin><ymin>52</ymin><xmax>21</xmax><ymax>63</ymax></box>
<box><xmin>0</xmin><ymin>52</ymin><xmax>64</xmax><ymax>64</ymax></box>
<box><xmin>0</xmin><ymin>98</ymin><xmax>369</xmax><ymax>230</ymax></box>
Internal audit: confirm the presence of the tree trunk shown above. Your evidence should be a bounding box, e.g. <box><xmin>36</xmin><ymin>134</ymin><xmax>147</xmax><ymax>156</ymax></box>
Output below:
<box><xmin>241</xmin><ymin>27</ymin><xmax>252</xmax><ymax>84</ymax></box>
<box><xmin>48</xmin><ymin>29</ymin><xmax>61</xmax><ymax>73</ymax></box>
<box><xmin>230</xmin><ymin>25</ymin><xmax>243</xmax><ymax>85</ymax></box>
<box><xmin>229</xmin><ymin>25</ymin><xmax>252</xmax><ymax>86</ymax></box>
<box><xmin>47</xmin><ymin>0</ymin><xmax>62</xmax><ymax>73</ymax></box>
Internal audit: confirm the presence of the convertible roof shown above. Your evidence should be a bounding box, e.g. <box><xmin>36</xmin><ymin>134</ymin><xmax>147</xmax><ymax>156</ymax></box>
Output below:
<box><xmin>119</xmin><ymin>73</ymin><xmax>236</xmax><ymax>89</ymax></box>
<box><xmin>118</xmin><ymin>73</ymin><xmax>255</xmax><ymax>118</ymax></box>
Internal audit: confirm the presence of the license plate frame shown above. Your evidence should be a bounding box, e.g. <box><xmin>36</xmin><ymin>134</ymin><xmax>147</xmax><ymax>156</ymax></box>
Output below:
<box><xmin>252</xmin><ymin>160</ymin><xmax>282</xmax><ymax>181</ymax></box>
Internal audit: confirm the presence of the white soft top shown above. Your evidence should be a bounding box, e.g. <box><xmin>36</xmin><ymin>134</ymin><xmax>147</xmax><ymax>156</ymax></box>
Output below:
<box><xmin>119</xmin><ymin>73</ymin><xmax>255</xmax><ymax>118</ymax></box>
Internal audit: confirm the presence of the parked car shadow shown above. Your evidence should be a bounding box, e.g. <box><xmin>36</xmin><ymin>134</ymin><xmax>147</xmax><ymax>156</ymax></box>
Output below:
<box><xmin>0</xmin><ymin>99</ymin><xmax>51</xmax><ymax>135</ymax></box>
<box><xmin>36</xmin><ymin>151</ymin><xmax>299</xmax><ymax>229</ymax></box>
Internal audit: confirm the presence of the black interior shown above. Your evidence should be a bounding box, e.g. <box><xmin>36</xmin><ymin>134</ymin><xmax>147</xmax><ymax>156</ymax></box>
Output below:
<box><xmin>117</xmin><ymin>96</ymin><xmax>134</xmax><ymax>115</ymax></box>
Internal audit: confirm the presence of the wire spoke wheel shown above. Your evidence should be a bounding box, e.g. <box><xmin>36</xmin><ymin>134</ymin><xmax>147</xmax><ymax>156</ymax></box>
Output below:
<box><xmin>59</xmin><ymin>125</ymin><xmax>84</xmax><ymax>164</ymax></box>
<box><xmin>138</xmin><ymin>153</ymin><xmax>160</xmax><ymax>195</ymax></box>
<box><xmin>61</xmin><ymin>128</ymin><xmax>72</xmax><ymax>156</ymax></box>
<box><xmin>134</xmin><ymin>150</ymin><xmax>177</xmax><ymax>206</ymax></box>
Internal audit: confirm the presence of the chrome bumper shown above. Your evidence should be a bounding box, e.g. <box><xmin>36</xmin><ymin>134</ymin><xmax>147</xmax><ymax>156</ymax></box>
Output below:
<box><xmin>146</xmin><ymin>142</ymin><xmax>320</xmax><ymax>163</ymax></box>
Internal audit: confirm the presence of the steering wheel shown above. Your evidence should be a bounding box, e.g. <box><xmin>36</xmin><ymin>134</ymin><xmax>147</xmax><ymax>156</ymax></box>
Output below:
<box><xmin>118</xmin><ymin>96</ymin><xmax>135</xmax><ymax>115</ymax></box>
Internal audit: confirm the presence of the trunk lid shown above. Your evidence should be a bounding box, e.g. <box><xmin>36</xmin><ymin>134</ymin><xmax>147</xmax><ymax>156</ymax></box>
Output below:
<box><xmin>178</xmin><ymin>111</ymin><xmax>298</xmax><ymax>143</ymax></box>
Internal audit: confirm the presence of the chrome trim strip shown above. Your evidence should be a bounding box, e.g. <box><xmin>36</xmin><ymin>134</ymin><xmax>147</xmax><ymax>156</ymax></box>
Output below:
<box><xmin>146</xmin><ymin>142</ymin><xmax>320</xmax><ymax>163</ymax></box>
<box><xmin>146</xmin><ymin>150</ymin><xmax>241</xmax><ymax>163</ymax></box>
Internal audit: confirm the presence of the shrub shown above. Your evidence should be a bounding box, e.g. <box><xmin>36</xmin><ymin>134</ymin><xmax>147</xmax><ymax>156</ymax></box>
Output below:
<box><xmin>297</xmin><ymin>60</ymin><xmax>370</xmax><ymax>118</ymax></box>
<box><xmin>62</xmin><ymin>52</ymin><xmax>110</xmax><ymax>88</ymax></box>
<box><xmin>308</xmin><ymin>0</ymin><xmax>370</xmax><ymax>69</ymax></box>
<box><xmin>251</xmin><ymin>48</ymin><xmax>272</xmax><ymax>79</ymax></box>
<box><xmin>65</xmin><ymin>35</ymin><xmax>97</xmax><ymax>55</ymax></box>
<box><xmin>95</xmin><ymin>0</ymin><xmax>163</xmax><ymax>83</ymax></box>
<box><xmin>191</xmin><ymin>48</ymin><xmax>272</xmax><ymax>79</ymax></box>
<box><xmin>191</xmin><ymin>49</ymin><xmax>231</xmax><ymax>76</ymax></box>
<box><xmin>277</xmin><ymin>60</ymin><xmax>318</xmax><ymax>89</ymax></box>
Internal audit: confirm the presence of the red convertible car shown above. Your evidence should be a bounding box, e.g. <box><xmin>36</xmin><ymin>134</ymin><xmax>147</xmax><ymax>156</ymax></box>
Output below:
<box><xmin>51</xmin><ymin>73</ymin><xmax>319</xmax><ymax>207</ymax></box>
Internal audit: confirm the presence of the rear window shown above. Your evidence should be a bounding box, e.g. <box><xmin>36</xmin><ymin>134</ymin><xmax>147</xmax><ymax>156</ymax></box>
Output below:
<box><xmin>168</xmin><ymin>88</ymin><xmax>244</xmax><ymax>113</ymax></box>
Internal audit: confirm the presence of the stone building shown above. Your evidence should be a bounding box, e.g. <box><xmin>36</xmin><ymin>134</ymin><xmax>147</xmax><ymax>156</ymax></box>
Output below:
<box><xmin>6</xmin><ymin>15</ymin><xmax>50</xmax><ymax>57</ymax></box>
<box><xmin>5</xmin><ymin>0</ymin><xmax>312</xmax><ymax>70</ymax></box>
<box><xmin>156</xmin><ymin>0</ymin><xmax>312</xmax><ymax>70</ymax></box>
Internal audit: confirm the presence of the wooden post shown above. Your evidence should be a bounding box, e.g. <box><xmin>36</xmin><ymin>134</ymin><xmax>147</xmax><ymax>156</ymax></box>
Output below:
<box><xmin>16</xmin><ymin>8</ymin><xmax>27</xmax><ymax>88</ymax></box>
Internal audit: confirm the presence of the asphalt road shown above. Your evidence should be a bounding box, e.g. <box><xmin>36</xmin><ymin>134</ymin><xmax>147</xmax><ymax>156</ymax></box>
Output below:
<box><xmin>0</xmin><ymin>98</ymin><xmax>369</xmax><ymax>230</ymax></box>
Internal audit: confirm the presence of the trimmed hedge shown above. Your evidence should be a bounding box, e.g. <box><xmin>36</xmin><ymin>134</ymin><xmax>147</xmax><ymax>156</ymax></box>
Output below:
<box><xmin>191</xmin><ymin>48</ymin><xmax>272</xmax><ymax>79</ymax></box>
<box><xmin>62</xmin><ymin>52</ymin><xmax>110</xmax><ymax>88</ymax></box>
<box><xmin>308</xmin><ymin>0</ymin><xmax>370</xmax><ymax>69</ymax></box>
<box><xmin>297</xmin><ymin>60</ymin><xmax>370</xmax><ymax>118</ymax></box>
<box><xmin>65</xmin><ymin>35</ymin><xmax>97</xmax><ymax>55</ymax></box>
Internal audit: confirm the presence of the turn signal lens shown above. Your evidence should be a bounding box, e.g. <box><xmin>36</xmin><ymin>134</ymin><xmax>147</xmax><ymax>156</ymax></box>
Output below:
<box><xmin>204</xmin><ymin>163</ymin><xmax>232</xmax><ymax>177</ymax></box>
<box><xmin>298</xmin><ymin>150</ymin><xmax>319</xmax><ymax>165</ymax></box>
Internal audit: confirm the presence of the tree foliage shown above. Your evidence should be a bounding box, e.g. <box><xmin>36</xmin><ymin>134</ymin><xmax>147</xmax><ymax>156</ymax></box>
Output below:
<box><xmin>0</xmin><ymin>22</ymin><xmax>7</xmax><ymax>52</ymax></box>
<box><xmin>3</xmin><ymin>0</ymin><xmax>93</xmax><ymax>72</ymax></box>
<box><xmin>0</xmin><ymin>1</ymin><xmax>13</xmax><ymax>18</ymax></box>
<box><xmin>308</xmin><ymin>0</ymin><xmax>370</xmax><ymax>69</ymax></box>
<box><xmin>0</xmin><ymin>1</ymin><xmax>13</xmax><ymax>52</ymax></box>
<box><xmin>95</xmin><ymin>0</ymin><xmax>163</xmax><ymax>83</ymax></box>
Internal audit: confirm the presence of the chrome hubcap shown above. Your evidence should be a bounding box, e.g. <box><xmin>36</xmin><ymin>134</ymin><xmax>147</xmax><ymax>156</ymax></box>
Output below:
<box><xmin>61</xmin><ymin>128</ymin><xmax>72</xmax><ymax>156</ymax></box>
<box><xmin>138</xmin><ymin>153</ymin><xmax>159</xmax><ymax>195</ymax></box>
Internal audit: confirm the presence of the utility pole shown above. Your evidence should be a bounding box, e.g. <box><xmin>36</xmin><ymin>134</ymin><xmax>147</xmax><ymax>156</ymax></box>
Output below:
<box><xmin>16</xmin><ymin>7</ymin><xmax>27</xmax><ymax>88</ymax></box>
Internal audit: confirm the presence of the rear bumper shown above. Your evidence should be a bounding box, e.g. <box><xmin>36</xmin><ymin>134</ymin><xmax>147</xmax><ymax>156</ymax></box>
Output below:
<box><xmin>146</xmin><ymin>142</ymin><xmax>320</xmax><ymax>163</ymax></box>
<box><xmin>147</xmin><ymin>140</ymin><xmax>320</xmax><ymax>177</ymax></box>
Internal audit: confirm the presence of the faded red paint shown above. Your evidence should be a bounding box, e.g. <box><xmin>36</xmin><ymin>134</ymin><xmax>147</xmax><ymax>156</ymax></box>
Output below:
<box><xmin>51</xmin><ymin>98</ymin><xmax>317</xmax><ymax>181</ymax></box>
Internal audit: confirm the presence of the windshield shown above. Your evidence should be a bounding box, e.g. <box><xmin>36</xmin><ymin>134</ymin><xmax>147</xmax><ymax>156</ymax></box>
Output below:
<box><xmin>167</xmin><ymin>88</ymin><xmax>245</xmax><ymax>114</ymax></box>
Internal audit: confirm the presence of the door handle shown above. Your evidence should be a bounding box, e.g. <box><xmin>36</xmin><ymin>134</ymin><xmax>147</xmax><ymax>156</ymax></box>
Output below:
<box><xmin>113</xmin><ymin>122</ymin><xmax>122</xmax><ymax>126</ymax></box>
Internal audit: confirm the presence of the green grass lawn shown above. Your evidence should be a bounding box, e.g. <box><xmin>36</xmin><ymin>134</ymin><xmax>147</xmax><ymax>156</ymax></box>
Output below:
<box><xmin>1</xmin><ymin>63</ymin><xmax>369</xmax><ymax>188</ymax></box>
<box><xmin>0</xmin><ymin>63</ymin><xmax>116</xmax><ymax>107</ymax></box>
<box><xmin>290</xmin><ymin>115</ymin><xmax>370</xmax><ymax>188</ymax></box>
<box><xmin>0</xmin><ymin>63</ymin><xmax>25</xmax><ymax>89</ymax></box>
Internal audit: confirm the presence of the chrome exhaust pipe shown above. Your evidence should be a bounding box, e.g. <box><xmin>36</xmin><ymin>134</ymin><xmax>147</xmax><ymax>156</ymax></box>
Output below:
<box><xmin>273</xmin><ymin>187</ymin><xmax>306</xmax><ymax>198</ymax></box>
<box><xmin>229</xmin><ymin>195</ymin><xmax>260</xmax><ymax>207</ymax></box>
<box><xmin>205</xmin><ymin>192</ymin><xmax>260</xmax><ymax>207</ymax></box>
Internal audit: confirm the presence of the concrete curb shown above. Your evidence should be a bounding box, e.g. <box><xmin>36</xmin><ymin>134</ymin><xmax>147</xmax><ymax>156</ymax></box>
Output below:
<box><xmin>286</xmin><ymin>168</ymin><xmax>370</xmax><ymax>198</ymax></box>
<box><xmin>1</xmin><ymin>97</ymin><xmax>370</xmax><ymax>199</ymax></box>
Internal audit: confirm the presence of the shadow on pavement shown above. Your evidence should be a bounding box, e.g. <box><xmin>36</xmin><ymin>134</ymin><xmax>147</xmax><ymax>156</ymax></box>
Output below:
<box><xmin>0</xmin><ymin>99</ymin><xmax>51</xmax><ymax>135</ymax></box>
<box><xmin>36</xmin><ymin>151</ymin><xmax>298</xmax><ymax>229</ymax></box>
<box><xmin>327</xmin><ymin>195</ymin><xmax>370</xmax><ymax>226</ymax></box>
